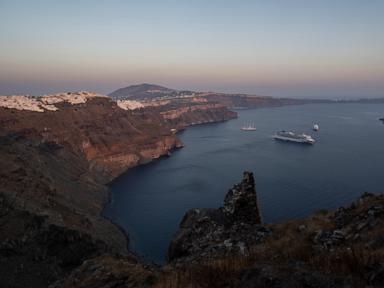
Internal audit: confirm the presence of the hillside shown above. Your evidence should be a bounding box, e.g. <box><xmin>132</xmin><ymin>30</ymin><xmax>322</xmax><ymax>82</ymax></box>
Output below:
<box><xmin>108</xmin><ymin>84</ymin><xmax>325</xmax><ymax>109</ymax></box>
<box><xmin>109</xmin><ymin>83</ymin><xmax>190</xmax><ymax>101</ymax></box>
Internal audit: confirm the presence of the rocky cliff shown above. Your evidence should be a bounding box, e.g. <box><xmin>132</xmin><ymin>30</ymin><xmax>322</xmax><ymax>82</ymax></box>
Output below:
<box><xmin>0</xmin><ymin>134</ymin><xmax>128</xmax><ymax>288</ymax></box>
<box><xmin>0</xmin><ymin>94</ymin><xmax>185</xmax><ymax>180</ymax></box>
<box><xmin>0</xmin><ymin>91</ymin><xmax>236</xmax><ymax>287</ymax></box>
<box><xmin>0</xmin><ymin>92</ymin><xmax>236</xmax><ymax>180</ymax></box>
<box><xmin>202</xmin><ymin>93</ymin><xmax>313</xmax><ymax>108</ymax></box>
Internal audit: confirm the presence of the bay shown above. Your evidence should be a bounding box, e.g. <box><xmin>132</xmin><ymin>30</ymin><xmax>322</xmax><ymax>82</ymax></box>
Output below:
<box><xmin>104</xmin><ymin>103</ymin><xmax>384</xmax><ymax>263</ymax></box>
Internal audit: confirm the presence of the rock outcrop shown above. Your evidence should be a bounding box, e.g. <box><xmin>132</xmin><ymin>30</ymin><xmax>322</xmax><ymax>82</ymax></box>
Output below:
<box><xmin>162</xmin><ymin>189</ymin><xmax>384</xmax><ymax>287</ymax></box>
<box><xmin>168</xmin><ymin>171</ymin><xmax>268</xmax><ymax>263</ymax></box>
<box><xmin>223</xmin><ymin>171</ymin><xmax>261</xmax><ymax>224</ymax></box>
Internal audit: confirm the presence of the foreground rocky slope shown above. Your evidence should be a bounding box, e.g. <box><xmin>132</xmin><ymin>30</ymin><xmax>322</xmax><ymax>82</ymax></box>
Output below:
<box><xmin>162</xmin><ymin>174</ymin><xmax>384</xmax><ymax>287</ymax></box>
<box><xmin>55</xmin><ymin>172</ymin><xmax>384</xmax><ymax>287</ymax></box>
<box><xmin>0</xmin><ymin>134</ymin><xmax>128</xmax><ymax>287</ymax></box>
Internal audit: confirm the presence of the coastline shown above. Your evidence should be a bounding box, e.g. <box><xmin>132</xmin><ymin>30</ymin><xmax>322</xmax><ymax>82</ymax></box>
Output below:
<box><xmin>3</xmin><ymin>94</ymin><xmax>383</xmax><ymax>286</ymax></box>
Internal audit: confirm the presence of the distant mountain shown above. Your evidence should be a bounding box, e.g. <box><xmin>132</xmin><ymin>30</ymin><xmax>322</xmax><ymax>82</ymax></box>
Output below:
<box><xmin>109</xmin><ymin>83</ymin><xmax>193</xmax><ymax>100</ymax></box>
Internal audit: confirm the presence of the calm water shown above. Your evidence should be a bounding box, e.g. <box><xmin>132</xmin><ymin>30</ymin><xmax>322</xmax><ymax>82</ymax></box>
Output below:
<box><xmin>104</xmin><ymin>103</ymin><xmax>384</xmax><ymax>263</ymax></box>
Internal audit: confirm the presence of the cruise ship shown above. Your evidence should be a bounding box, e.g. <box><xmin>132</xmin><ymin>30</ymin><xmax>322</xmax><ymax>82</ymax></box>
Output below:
<box><xmin>273</xmin><ymin>131</ymin><xmax>315</xmax><ymax>144</ymax></box>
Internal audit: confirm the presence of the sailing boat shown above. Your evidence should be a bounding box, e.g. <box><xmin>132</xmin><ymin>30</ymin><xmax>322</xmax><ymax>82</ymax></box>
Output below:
<box><xmin>241</xmin><ymin>122</ymin><xmax>256</xmax><ymax>131</ymax></box>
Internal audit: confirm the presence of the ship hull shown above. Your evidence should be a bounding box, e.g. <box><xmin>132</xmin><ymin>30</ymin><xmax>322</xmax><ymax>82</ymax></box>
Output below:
<box><xmin>241</xmin><ymin>128</ymin><xmax>256</xmax><ymax>131</ymax></box>
<box><xmin>273</xmin><ymin>136</ymin><xmax>314</xmax><ymax>145</ymax></box>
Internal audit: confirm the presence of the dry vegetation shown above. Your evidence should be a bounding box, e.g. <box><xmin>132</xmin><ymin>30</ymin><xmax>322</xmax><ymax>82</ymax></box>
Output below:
<box><xmin>155</xmin><ymin>198</ymin><xmax>384</xmax><ymax>287</ymax></box>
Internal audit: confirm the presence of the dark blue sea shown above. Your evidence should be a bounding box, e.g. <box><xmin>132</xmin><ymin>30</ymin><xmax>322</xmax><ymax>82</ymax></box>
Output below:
<box><xmin>104</xmin><ymin>103</ymin><xmax>384</xmax><ymax>263</ymax></box>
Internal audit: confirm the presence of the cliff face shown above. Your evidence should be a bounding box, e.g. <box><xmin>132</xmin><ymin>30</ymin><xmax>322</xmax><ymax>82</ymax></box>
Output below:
<box><xmin>0</xmin><ymin>92</ymin><xmax>236</xmax><ymax>287</ymax></box>
<box><xmin>202</xmin><ymin>93</ymin><xmax>313</xmax><ymax>108</ymax></box>
<box><xmin>0</xmin><ymin>96</ymin><xmax>185</xmax><ymax>180</ymax></box>
<box><xmin>158</xmin><ymin>102</ymin><xmax>237</xmax><ymax>128</ymax></box>
<box><xmin>0</xmin><ymin>134</ymin><xmax>128</xmax><ymax>288</ymax></box>
<box><xmin>0</xmin><ymin>93</ymin><xmax>237</xmax><ymax>179</ymax></box>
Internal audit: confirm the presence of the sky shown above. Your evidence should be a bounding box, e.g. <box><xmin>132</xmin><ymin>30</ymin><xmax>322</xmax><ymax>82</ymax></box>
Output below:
<box><xmin>0</xmin><ymin>0</ymin><xmax>383</xmax><ymax>98</ymax></box>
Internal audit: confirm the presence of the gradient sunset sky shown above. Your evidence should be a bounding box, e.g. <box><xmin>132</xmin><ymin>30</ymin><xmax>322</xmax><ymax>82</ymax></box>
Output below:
<box><xmin>0</xmin><ymin>0</ymin><xmax>383</xmax><ymax>98</ymax></box>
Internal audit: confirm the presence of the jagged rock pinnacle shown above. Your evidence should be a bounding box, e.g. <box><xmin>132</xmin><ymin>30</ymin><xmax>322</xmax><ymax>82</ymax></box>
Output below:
<box><xmin>223</xmin><ymin>171</ymin><xmax>261</xmax><ymax>224</ymax></box>
<box><xmin>168</xmin><ymin>171</ymin><xmax>267</xmax><ymax>263</ymax></box>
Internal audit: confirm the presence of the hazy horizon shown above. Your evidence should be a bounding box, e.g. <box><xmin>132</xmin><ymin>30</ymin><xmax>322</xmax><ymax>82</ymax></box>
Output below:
<box><xmin>1</xmin><ymin>0</ymin><xmax>383</xmax><ymax>99</ymax></box>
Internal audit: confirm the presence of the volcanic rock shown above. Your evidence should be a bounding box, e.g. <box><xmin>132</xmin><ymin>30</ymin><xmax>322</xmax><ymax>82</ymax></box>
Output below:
<box><xmin>168</xmin><ymin>171</ymin><xmax>266</xmax><ymax>263</ymax></box>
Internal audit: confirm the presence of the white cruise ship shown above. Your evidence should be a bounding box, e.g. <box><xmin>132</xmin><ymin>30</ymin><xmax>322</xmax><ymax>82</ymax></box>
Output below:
<box><xmin>273</xmin><ymin>131</ymin><xmax>315</xmax><ymax>144</ymax></box>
